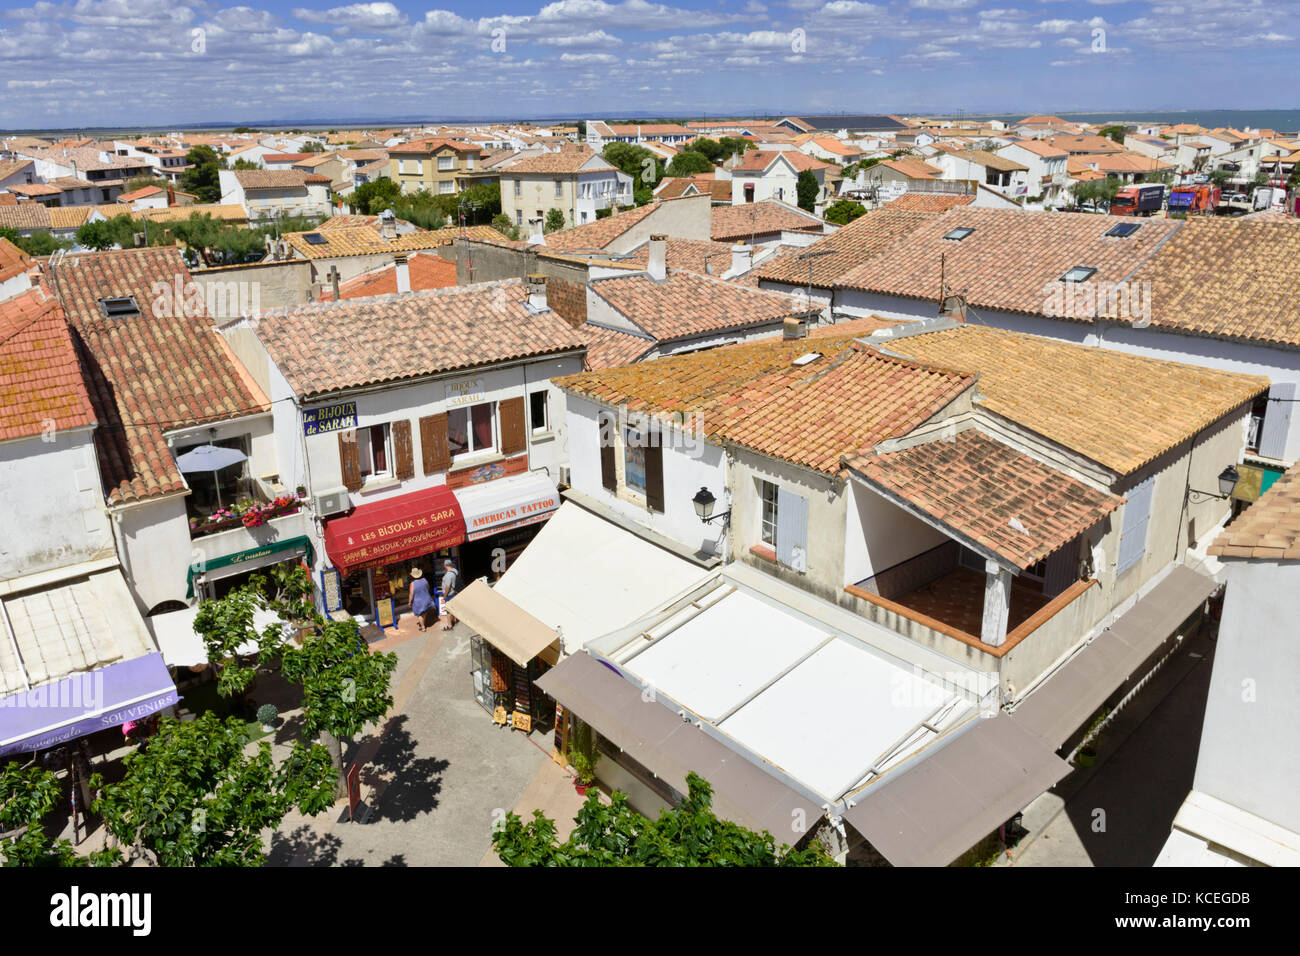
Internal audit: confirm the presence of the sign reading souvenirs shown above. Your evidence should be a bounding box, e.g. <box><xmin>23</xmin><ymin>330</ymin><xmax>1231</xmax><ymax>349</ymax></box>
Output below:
<box><xmin>303</xmin><ymin>401</ymin><xmax>357</xmax><ymax>436</ymax></box>
<box><xmin>445</xmin><ymin>377</ymin><xmax>485</xmax><ymax>408</ymax></box>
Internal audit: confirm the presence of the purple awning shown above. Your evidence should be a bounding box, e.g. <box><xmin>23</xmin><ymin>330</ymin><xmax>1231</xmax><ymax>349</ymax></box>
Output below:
<box><xmin>0</xmin><ymin>653</ymin><xmax>178</xmax><ymax>758</ymax></box>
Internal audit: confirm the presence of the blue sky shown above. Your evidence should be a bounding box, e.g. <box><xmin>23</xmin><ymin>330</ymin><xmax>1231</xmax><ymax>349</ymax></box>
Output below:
<box><xmin>0</xmin><ymin>0</ymin><xmax>1293</xmax><ymax>128</ymax></box>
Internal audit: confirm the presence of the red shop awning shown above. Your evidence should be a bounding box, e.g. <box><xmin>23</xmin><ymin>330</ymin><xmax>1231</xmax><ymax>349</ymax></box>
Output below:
<box><xmin>324</xmin><ymin>485</ymin><xmax>466</xmax><ymax>575</ymax></box>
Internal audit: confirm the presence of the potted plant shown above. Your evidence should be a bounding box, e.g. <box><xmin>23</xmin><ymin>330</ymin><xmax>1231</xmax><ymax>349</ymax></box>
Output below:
<box><xmin>569</xmin><ymin>720</ymin><xmax>598</xmax><ymax>796</ymax></box>
<box><xmin>256</xmin><ymin>704</ymin><xmax>278</xmax><ymax>734</ymax></box>
<box><xmin>295</xmin><ymin>485</ymin><xmax>307</xmax><ymax>499</ymax></box>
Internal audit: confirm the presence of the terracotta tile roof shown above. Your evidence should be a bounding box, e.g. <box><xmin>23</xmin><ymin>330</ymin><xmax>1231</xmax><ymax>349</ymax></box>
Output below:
<box><xmin>808</xmin><ymin>314</ymin><xmax>905</xmax><ymax>338</ymax></box>
<box><xmin>589</xmin><ymin>269</ymin><xmax>806</xmax><ymax>342</ymax></box>
<box><xmin>233</xmin><ymin>169</ymin><xmax>311</xmax><ymax>190</ymax></box>
<box><xmin>849</xmin><ymin>429</ymin><xmax>1123</xmax><ymax>569</ymax></box>
<box><xmin>318</xmin><ymin>252</ymin><xmax>458</xmax><ymax>300</ymax></box>
<box><xmin>18</xmin><ymin>147</ymin><xmax>146</xmax><ymax>173</ymax></box>
<box><xmin>1047</xmin><ymin>135</ymin><xmax>1125</xmax><ymax>155</ymax></box>
<box><xmin>835</xmin><ymin>206</ymin><xmax>1180</xmax><ymax>315</ymax></box>
<box><xmin>950</xmin><ymin>149</ymin><xmax>1028</xmax><ymax>173</ymax></box>
<box><xmin>557</xmin><ymin>334</ymin><xmax>974</xmax><ymax>475</ymax></box>
<box><xmin>0</xmin><ymin>159</ymin><xmax>34</xmax><ymax>181</ymax></box>
<box><xmin>502</xmin><ymin>146</ymin><xmax>613</xmax><ymax>175</ymax></box>
<box><xmin>754</xmin><ymin>205</ymin><xmax>936</xmax><ymax>286</ymax></box>
<box><xmin>885</xmin><ymin>325</ymin><xmax>1268</xmax><ymax>476</ymax></box>
<box><xmin>1209</xmin><ymin>460</ymin><xmax>1300</xmax><ymax>559</ymax></box>
<box><xmin>0</xmin><ymin>203</ymin><xmax>52</xmax><ymax>231</ymax></box>
<box><xmin>653</xmin><ymin>174</ymin><xmax>727</xmax><ymax>201</ymax></box>
<box><xmin>542</xmin><ymin>203</ymin><xmax>661</xmax><ymax>253</ymax></box>
<box><xmin>622</xmin><ymin>237</ymin><xmax>739</xmax><ymax>276</ymax></box>
<box><xmin>733</xmin><ymin>149</ymin><xmax>830</xmax><ymax>173</ymax></box>
<box><xmin>1019</xmin><ymin>116</ymin><xmax>1070</xmax><ymax>126</ymax></box>
<box><xmin>390</xmin><ymin>138</ymin><xmax>482</xmax><ymax>155</ymax></box>
<box><xmin>606</xmin><ymin>124</ymin><xmax>694</xmax><ymax>136</ymax></box>
<box><xmin>0</xmin><ymin>287</ymin><xmax>97</xmax><ymax>442</ymax></box>
<box><xmin>47</xmin><ymin>205</ymin><xmax>94</xmax><ymax>230</ymax></box>
<box><xmin>711</xmin><ymin>201</ymin><xmax>824</xmax><ymax>242</ymax></box>
<box><xmin>1126</xmin><ymin>217</ymin><xmax>1300</xmax><ymax>348</ymax></box>
<box><xmin>9</xmin><ymin>183</ymin><xmax>61</xmax><ymax>197</ymax></box>
<box><xmin>579</xmin><ymin>324</ymin><xmax>656</xmax><ymax>371</ymax></box>
<box><xmin>884</xmin><ymin>192</ymin><xmax>975</xmax><ymax>213</ymax></box>
<box><xmin>1004</xmin><ymin>139</ymin><xmax>1069</xmax><ymax>159</ymax></box>
<box><xmin>284</xmin><ymin>223</ymin><xmax>503</xmax><ymax>259</ymax></box>
<box><xmin>255</xmin><ymin>279</ymin><xmax>587</xmax><ymax>399</ymax></box>
<box><xmin>1086</xmin><ymin>152</ymin><xmax>1175</xmax><ymax>174</ymax></box>
<box><xmin>0</xmin><ymin>236</ymin><xmax>33</xmax><ymax>283</ymax></box>
<box><xmin>140</xmin><ymin>203</ymin><xmax>247</xmax><ymax>224</ymax></box>
<box><xmin>117</xmin><ymin>186</ymin><xmax>164</xmax><ymax>202</ymax></box>
<box><xmin>55</xmin><ymin>246</ymin><xmax>268</xmax><ymax>504</ymax></box>
<box><xmin>879</xmin><ymin>158</ymin><xmax>942</xmax><ymax>179</ymax></box>
<box><xmin>263</xmin><ymin>152</ymin><xmax>315</xmax><ymax>163</ymax></box>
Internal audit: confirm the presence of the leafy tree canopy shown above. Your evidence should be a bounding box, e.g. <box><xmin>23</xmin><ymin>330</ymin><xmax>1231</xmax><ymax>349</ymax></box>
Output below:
<box><xmin>92</xmin><ymin>713</ymin><xmax>336</xmax><ymax>867</ymax></box>
<box><xmin>352</xmin><ymin>177</ymin><xmax>401</xmax><ymax>216</ymax></box>
<box><xmin>824</xmin><ymin>199</ymin><xmax>867</xmax><ymax>225</ymax></box>
<box><xmin>493</xmin><ymin>772</ymin><xmax>835</xmax><ymax>867</ymax></box>
<box><xmin>0</xmin><ymin>762</ymin><xmax>102</xmax><ymax>867</ymax></box>
<box><xmin>544</xmin><ymin>208</ymin><xmax>566</xmax><ymax>233</ymax></box>
<box><xmin>181</xmin><ymin>145</ymin><xmax>224</xmax><ymax>204</ymax></box>
<box><xmin>796</xmin><ymin>169</ymin><xmax>819</xmax><ymax>212</ymax></box>
<box><xmin>602</xmin><ymin>142</ymin><xmax>663</xmax><ymax>190</ymax></box>
<box><xmin>717</xmin><ymin>136</ymin><xmax>754</xmax><ymax>159</ymax></box>
<box><xmin>0</xmin><ymin>227</ymin><xmax>71</xmax><ymax>257</ymax></box>
<box><xmin>75</xmin><ymin>214</ymin><xmax>137</xmax><ymax>251</ymax></box>
<box><xmin>666</xmin><ymin>150</ymin><xmax>714</xmax><ymax>177</ymax></box>
<box><xmin>1099</xmin><ymin>125</ymin><xmax>1127</xmax><ymax>144</ymax></box>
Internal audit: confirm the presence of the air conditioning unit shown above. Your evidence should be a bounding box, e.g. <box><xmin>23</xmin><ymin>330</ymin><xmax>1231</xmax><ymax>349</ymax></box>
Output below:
<box><xmin>313</xmin><ymin>490</ymin><xmax>349</xmax><ymax>516</ymax></box>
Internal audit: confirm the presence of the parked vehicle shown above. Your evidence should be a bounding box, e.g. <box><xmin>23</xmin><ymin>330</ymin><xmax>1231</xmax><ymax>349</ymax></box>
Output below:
<box><xmin>1222</xmin><ymin>191</ymin><xmax>1249</xmax><ymax>204</ymax></box>
<box><xmin>1169</xmin><ymin>183</ymin><xmax>1220</xmax><ymax>214</ymax></box>
<box><xmin>1253</xmin><ymin>186</ymin><xmax>1288</xmax><ymax>212</ymax></box>
<box><xmin>1110</xmin><ymin>184</ymin><xmax>1165</xmax><ymax>216</ymax></box>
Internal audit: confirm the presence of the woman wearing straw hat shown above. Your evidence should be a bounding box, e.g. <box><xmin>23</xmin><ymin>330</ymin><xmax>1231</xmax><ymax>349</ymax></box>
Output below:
<box><xmin>407</xmin><ymin>567</ymin><xmax>436</xmax><ymax>632</ymax></box>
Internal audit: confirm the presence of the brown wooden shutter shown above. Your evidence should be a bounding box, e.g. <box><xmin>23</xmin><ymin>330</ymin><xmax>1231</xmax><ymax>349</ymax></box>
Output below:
<box><xmin>392</xmin><ymin>419</ymin><xmax>414</xmax><ymax>480</ymax></box>
<box><xmin>420</xmin><ymin>413</ymin><xmax>450</xmax><ymax>475</ymax></box>
<box><xmin>645</xmin><ymin>441</ymin><xmax>665</xmax><ymax>513</ymax></box>
<box><xmin>499</xmin><ymin>396</ymin><xmax>527</xmax><ymax>456</ymax></box>
<box><xmin>598</xmin><ymin>412</ymin><xmax>617</xmax><ymax>492</ymax></box>
<box><xmin>339</xmin><ymin>430</ymin><xmax>362</xmax><ymax>492</ymax></box>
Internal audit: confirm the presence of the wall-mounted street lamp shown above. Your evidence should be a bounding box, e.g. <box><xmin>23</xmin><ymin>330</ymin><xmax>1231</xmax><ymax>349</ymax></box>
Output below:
<box><xmin>692</xmin><ymin>487</ymin><xmax>730</xmax><ymax>525</ymax></box>
<box><xmin>1187</xmin><ymin>465</ymin><xmax>1240</xmax><ymax>503</ymax></box>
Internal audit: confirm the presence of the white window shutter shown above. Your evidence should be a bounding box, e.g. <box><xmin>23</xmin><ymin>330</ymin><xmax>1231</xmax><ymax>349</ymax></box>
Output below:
<box><xmin>1117</xmin><ymin>476</ymin><xmax>1155</xmax><ymax>575</ymax></box>
<box><xmin>776</xmin><ymin>488</ymin><xmax>809</xmax><ymax>571</ymax></box>
<box><xmin>1257</xmin><ymin>382</ymin><xmax>1295</xmax><ymax>461</ymax></box>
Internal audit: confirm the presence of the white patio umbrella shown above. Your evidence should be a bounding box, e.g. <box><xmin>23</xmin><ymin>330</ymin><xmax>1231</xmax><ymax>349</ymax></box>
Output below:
<box><xmin>174</xmin><ymin>444</ymin><xmax>248</xmax><ymax>509</ymax></box>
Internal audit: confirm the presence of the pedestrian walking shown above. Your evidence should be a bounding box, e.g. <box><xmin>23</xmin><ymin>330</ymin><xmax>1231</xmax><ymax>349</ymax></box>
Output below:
<box><xmin>408</xmin><ymin>567</ymin><xmax>436</xmax><ymax>632</ymax></box>
<box><xmin>441</xmin><ymin>558</ymin><xmax>460</xmax><ymax>629</ymax></box>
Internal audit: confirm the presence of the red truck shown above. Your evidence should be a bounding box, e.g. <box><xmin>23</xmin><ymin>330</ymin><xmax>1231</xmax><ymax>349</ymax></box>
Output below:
<box><xmin>1168</xmin><ymin>184</ymin><xmax>1220</xmax><ymax>215</ymax></box>
<box><xmin>1110</xmin><ymin>184</ymin><xmax>1165</xmax><ymax>216</ymax></box>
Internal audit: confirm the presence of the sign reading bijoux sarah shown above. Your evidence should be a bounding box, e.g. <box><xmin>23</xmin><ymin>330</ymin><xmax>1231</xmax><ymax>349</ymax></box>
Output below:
<box><xmin>445</xmin><ymin>377</ymin><xmax>485</xmax><ymax>408</ymax></box>
<box><xmin>303</xmin><ymin>401</ymin><xmax>357</xmax><ymax>436</ymax></box>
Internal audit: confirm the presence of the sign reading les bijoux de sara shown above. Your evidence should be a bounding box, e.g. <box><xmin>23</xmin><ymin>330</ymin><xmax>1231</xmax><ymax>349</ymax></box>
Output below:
<box><xmin>445</xmin><ymin>377</ymin><xmax>485</xmax><ymax>408</ymax></box>
<box><xmin>303</xmin><ymin>401</ymin><xmax>357</xmax><ymax>436</ymax></box>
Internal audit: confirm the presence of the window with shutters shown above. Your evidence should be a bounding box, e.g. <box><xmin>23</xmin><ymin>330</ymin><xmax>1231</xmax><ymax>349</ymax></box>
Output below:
<box><xmin>1117</xmin><ymin>474</ymin><xmax>1155</xmax><ymax>576</ymax></box>
<box><xmin>392</xmin><ymin>419</ymin><xmax>414</xmax><ymax>480</ymax></box>
<box><xmin>598</xmin><ymin>411</ymin><xmax>617</xmax><ymax>492</ymax></box>
<box><xmin>420</xmin><ymin>413</ymin><xmax>450</xmax><ymax>475</ymax></box>
<box><xmin>355</xmin><ymin>423</ymin><xmax>392</xmax><ymax>481</ymax></box>
<box><xmin>448</xmin><ymin>402</ymin><xmax>496</xmax><ymax>459</ymax></box>
<box><xmin>755</xmin><ymin>479</ymin><xmax>808</xmax><ymax>571</ymax></box>
<box><xmin>623</xmin><ymin>425</ymin><xmax>648</xmax><ymax>497</ymax></box>
<box><xmin>759</xmin><ymin>480</ymin><xmax>778</xmax><ymax>546</ymax></box>
<box><xmin>498</xmin><ymin>396</ymin><xmax>527</xmax><ymax>456</ymax></box>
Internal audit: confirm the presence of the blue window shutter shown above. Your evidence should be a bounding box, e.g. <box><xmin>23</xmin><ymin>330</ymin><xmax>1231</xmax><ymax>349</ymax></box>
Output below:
<box><xmin>1257</xmin><ymin>382</ymin><xmax>1295</xmax><ymax>461</ymax></box>
<box><xmin>1117</xmin><ymin>476</ymin><xmax>1154</xmax><ymax>575</ymax></box>
<box><xmin>776</xmin><ymin>488</ymin><xmax>809</xmax><ymax>570</ymax></box>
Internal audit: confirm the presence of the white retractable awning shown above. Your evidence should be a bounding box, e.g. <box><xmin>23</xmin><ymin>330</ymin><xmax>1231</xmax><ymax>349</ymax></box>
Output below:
<box><xmin>445</xmin><ymin>578</ymin><xmax>560</xmax><ymax>666</ymax></box>
<box><xmin>492</xmin><ymin>501</ymin><xmax>708</xmax><ymax>653</ymax></box>
<box><xmin>452</xmin><ymin>471</ymin><xmax>560</xmax><ymax>542</ymax></box>
<box><xmin>148</xmin><ymin>605</ymin><xmax>278</xmax><ymax>668</ymax></box>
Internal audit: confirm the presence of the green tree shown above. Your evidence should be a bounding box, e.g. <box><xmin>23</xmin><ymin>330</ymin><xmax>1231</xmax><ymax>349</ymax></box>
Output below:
<box><xmin>1099</xmin><ymin>125</ymin><xmax>1127</xmax><ymax>144</ymax></box>
<box><xmin>492</xmin><ymin>772</ymin><xmax>835</xmax><ymax>867</ymax></box>
<box><xmin>75</xmin><ymin>214</ymin><xmax>137</xmax><ymax>251</ymax></box>
<box><xmin>0</xmin><ymin>228</ymin><xmax>70</xmax><ymax>257</ymax></box>
<box><xmin>352</xmin><ymin>177</ymin><xmax>401</xmax><ymax>215</ymax></box>
<box><xmin>717</xmin><ymin>136</ymin><xmax>753</xmax><ymax>159</ymax></box>
<box><xmin>458</xmin><ymin>181</ymin><xmax>502</xmax><ymax>223</ymax></box>
<box><xmin>544</xmin><ymin>208</ymin><xmax>566</xmax><ymax>233</ymax></box>
<box><xmin>231</xmin><ymin>158</ymin><xmax>261</xmax><ymax>171</ymax></box>
<box><xmin>602</xmin><ymin>142</ymin><xmax>662</xmax><ymax>191</ymax></box>
<box><xmin>0</xmin><ymin>762</ymin><xmax>101</xmax><ymax>866</ymax></box>
<box><xmin>181</xmin><ymin>145</ymin><xmax>224</xmax><ymax>203</ymax></box>
<box><xmin>492</xmin><ymin>212</ymin><xmax>518</xmax><ymax>239</ymax></box>
<box><xmin>796</xmin><ymin>169</ymin><xmax>819</xmax><ymax>212</ymax></box>
<box><xmin>666</xmin><ymin>150</ymin><xmax>714</xmax><ymax>177</ymax></box>
<box><xmin>1209</xmin><ymin>168</ymin><xmax>1233</xmax><ymax>189</ymax></box>
<box><xmin>92</xmin><ymin>713</ymin><xmax>336</xmax><ymax>866</ymax></box>
<box><xmin>686</xmin><ymin>137</ymin><xmax>724</xmax><ymax>164</ymax></box>
<box><xmin>824</xmin><ymin>199</ymin><xmax>867</xmax><ymax>225</ymax></box>
<box><xmin>192</xmin><ymin>565</ymin><xmax>397</xmax><ymax>795</ymax></box>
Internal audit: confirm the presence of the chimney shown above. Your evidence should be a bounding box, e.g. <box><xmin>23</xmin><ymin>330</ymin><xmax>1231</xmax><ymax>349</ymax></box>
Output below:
<box><xmin>647</xmin><ymin>233</ymin><xmax>667</xmax><ymax>280</ymax></box>
<box><xmin>527</xmin><ymin>217</ymin><xmax>545</xmax><ymax>246</ymax></box>
<box><xmin>394</xmin><ymin>254</ymin><xmax>411</xmax><ymax>293</ymax></box>
<box><xmin>379</xmin><ymin>210</ymin><xmax>397</xmax><ymax>240</ymax></box>
<box><xmin>328</xmin><ymin>265</ymin><xmax>341</xmax><ymax>302</ymax></box>
<box><xmin>939</xmin><ymin>293</ymin><xmax>967</xmax><ymax>324</ymax></box>
<box><xmin>783</xmin><ymin>312</ymin><xmax>810</xmax><ymax>340</ymax></box>
<box><xmin>730</xmin><ymin>243</ymin><xmax>752</xmax><ymax>275</ymax></box>
<box><xmin>167</xmin><ymin>183</ymin><xmax>176</xmax><ymax>206</ymax></box>
<box><xmin>526</xmin><ymin>273</ymin><xmax>548</xmax><ymax>310</ymax></box>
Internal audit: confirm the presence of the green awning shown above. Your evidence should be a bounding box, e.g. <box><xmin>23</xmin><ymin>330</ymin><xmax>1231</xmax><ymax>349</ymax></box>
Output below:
<box><xmin>186</xmin><ymin>535</ymin><xmax>314</xmax><ymax>598</ymax></box>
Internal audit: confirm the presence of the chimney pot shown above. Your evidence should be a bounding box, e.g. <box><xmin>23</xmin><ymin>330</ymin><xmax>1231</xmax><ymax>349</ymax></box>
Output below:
<box><xmin>647</xmin><ymin>234</ymin><xmax>667</xmax><ymax>280</ymax></box>
<box><xmin>526</xmin><ymin>273</ymin><xmax>548</xmax><ymax>310</ymax></box>
<box><xmin>394</xmin><ymin>253</ymin><xmax>411</xmax><ymax>294</ymax></box>
<box><xmin>730</xmin><ymin>243</ymin><xmax>752</xmax><ymax>275</ymax></box>
<box><xmin>783</xmin><ymin>314</ymin><xmax>809</xmax><ymax>340</ymax></box>
<box><xmin>527</xmin><ymin>217</ymin><xmax>546</xmax><ymax>246</ymax></box>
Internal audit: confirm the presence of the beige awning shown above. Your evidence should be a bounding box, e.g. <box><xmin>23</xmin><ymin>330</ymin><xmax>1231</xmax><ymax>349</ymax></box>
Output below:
<box><xmin>446</xmin><ymin>578</ymin><xmax>560</xmax><ymax>667</ymax></box>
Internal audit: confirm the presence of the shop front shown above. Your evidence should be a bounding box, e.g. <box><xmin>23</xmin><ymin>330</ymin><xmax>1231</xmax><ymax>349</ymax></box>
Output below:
<box><xmin>186</xmin><ymin>535</ymin><xmax>315</xmax><ymax>602</ymax></box>
<box><xmin>446</xmin><ymin>578</ymin><xmax>560</xmax><ymax>734</ymax></box>
<box><xmin>322</xmin><ymin>485</ymin><xmax>466</xmax><ymax>628</ymax></box>
<box><xmin>451</xmin><ymin>471</ymin><xmax>561</xmax><ymax>583</ymax></box>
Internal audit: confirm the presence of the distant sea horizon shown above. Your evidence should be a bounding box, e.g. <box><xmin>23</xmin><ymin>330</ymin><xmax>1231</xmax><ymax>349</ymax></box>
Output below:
<box><xmin>4</xmin><ymin>108</ymin><xmax>1299</xmax><ymax>137</ymax></box>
